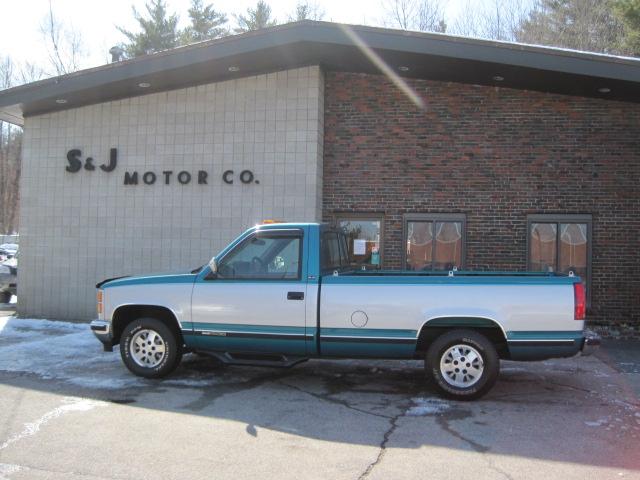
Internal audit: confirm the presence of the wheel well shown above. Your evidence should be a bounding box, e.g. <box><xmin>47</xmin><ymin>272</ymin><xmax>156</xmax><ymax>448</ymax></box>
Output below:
<box><xmin>111</xmin><ymin>305</ymin><xmax>182</xmax><ymax>345</ymax></box>
<box><xmin>416</xmin><ymin>318</ymin><xmax>509</xmax><ymax>359</ymax></box>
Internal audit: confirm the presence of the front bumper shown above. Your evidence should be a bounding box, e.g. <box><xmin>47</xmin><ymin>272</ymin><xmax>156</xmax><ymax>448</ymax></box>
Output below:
<box><xmin>580</xmin><ymin>329</ymin><xmax>601</xmax><ymax>356</ymax></box>
<box><xmin>90</xmin><ymin>320</ymin><xmax>114</xmax><ymax>352</ymax></box>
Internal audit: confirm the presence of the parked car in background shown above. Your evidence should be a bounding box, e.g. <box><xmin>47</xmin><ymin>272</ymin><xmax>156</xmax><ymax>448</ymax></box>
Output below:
<box><xmin>0</xmin><ymin>243</ymin><xmax>18</xmax><ymax>262</ymax></box>
<box><xmin>0</xmin><ymin>254</ymin><xmax>17</xmax><ymax>303</ymax></box>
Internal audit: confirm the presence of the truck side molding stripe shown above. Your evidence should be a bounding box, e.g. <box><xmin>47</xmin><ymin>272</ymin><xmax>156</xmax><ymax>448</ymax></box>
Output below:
<box><xmin>320</xmin><ymin>336</ymin><xmax>416</xmax><ymax>344</ymax></box>
<box><xmin>507</xmin><ymin>340</ymin><xmax>577</xmax><ymax>347</ymax></box>
<box><xmin>184</xmin><ymin>329</ymin><xmax>312</xmax><ymax>341</ymax></box>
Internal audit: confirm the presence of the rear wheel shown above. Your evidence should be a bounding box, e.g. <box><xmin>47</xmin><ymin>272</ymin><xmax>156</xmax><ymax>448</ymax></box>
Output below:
<box><xmin>120</xmin><ymin>317</ymin><xmax>182</xmax><ymax>378</ymax></box>
<box><xmin>0</xmin><ymin>291</ymin><xmax>11</xmax><ymax>303</ymax></box>
<box><xmin>425</xmin><ymin>329</ymin><xmax>499</xmax><ymax>400</ymax></box>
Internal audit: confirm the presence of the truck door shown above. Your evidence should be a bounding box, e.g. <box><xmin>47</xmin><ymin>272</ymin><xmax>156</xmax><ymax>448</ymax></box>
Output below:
<box><xmin>190</xmin><ymin>228</ymin><xmax>310</xmax><ymax>355</ymax></box>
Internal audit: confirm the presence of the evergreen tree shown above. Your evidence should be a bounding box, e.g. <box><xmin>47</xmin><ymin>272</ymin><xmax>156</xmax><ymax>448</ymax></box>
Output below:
<box><xmin>118</xmin><ymin>0</ymin><xmax>180</xmax><ymax>57</ymax></box>
<box><xmin>614</xmin><ymin>0</ymin><xmax>640</xmax><ymax>55</ymax></box>
<box><xmin>234</xmin><ymin>1</ymin><xmax>278</xmax><ymax>33</ymax></box>
<box><xmin>181</xmin><ymin>0</ymin><xmax>228</xmax><ymax>44</ymax></box>
<box><xmin>516</xmin><ymin>0</ymin><xmax>625</xmax><ymax>55</ymax></box>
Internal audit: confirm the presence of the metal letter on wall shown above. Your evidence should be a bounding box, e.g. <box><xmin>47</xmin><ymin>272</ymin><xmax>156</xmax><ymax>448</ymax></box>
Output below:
<box><xmin>66</xmin><ymin>149</ymin><xmax>82</xmax><ymax>173</ymax></box>
<box><xmin>100</xmin><ymin>148</ymin><xmax>118</xmax><ymax>172</ymax></box>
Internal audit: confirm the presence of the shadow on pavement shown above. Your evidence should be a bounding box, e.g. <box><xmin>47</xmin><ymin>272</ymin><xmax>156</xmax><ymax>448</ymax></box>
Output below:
<box><xmin>0</xmin><ymin>316</ymin><xmax>639</xmax><ymax>472</ymax></box>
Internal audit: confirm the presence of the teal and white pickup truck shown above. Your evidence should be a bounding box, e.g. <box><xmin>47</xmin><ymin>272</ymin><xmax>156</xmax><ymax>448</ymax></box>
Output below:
<box><xmin>91</xmin><ymin>223</ymin><xmax>598</xmax><ymax>399</ymax></box>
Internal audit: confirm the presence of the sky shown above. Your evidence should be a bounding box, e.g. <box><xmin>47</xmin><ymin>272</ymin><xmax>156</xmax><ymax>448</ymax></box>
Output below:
<box><xmin>0</xmin><ymin>0</ymin><xmax>469</xmax><ymax>77</ymax></box>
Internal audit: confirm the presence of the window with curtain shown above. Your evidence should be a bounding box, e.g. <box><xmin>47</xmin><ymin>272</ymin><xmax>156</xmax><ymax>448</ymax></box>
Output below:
<box><xmin>404</xmin><ymin>215</ymin><xmax>465</xmax><ymax>271</ymax></box>
<box><xmin>528</xmin><ymin>215</ymin><xmax>591</xmax><ymax>301</ymax></box>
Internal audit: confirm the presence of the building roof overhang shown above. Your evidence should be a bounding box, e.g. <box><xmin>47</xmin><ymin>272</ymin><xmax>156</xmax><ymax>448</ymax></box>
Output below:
<box><xmin>1</xmin><ymin>20</ymin><xmax>639</xmax><ymax>126</ymax></box>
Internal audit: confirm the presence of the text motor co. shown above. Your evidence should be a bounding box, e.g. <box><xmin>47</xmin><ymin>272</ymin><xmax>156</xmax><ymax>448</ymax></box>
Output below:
<box><xmin>66</xmin><ymin>148</ymin><xmax>259</xmax><ymax>185</ymax></box>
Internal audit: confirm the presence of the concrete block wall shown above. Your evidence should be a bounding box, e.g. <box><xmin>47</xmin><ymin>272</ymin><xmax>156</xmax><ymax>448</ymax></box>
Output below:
<box><xmin>19</xmin><ymin>66</ymin><xmax>324</xmax><ymax>320</ymax></box>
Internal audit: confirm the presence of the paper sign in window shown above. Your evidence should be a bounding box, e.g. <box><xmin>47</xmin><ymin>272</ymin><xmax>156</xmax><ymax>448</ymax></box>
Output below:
<box><xmin>353</xmin><ymin>239</ymin><xmax>367</xmax><ymax>255</ymax></box>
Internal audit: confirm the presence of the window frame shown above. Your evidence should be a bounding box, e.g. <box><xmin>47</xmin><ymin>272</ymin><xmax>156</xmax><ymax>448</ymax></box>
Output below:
<box><xmin>215</xmin><ymin>229</ymin><xmax>304</xmax><ymax>282</ymax></box>
<box><xmin>335</xmin><ymin>214</ymin><xmax>384</xmax><ymax>268</ymax></box>
<box><xmin>526</xmin><ymin>214</ymin><xmax>593</xmax><ymax>304</ymax></box>
<box><xmin>402</xmin><ymin>213</ymin><xmax>467</xmax><ymax>271</ymax></box>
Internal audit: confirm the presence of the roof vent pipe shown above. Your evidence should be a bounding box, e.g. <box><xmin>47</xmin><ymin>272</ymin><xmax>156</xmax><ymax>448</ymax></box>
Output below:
<box><xmin>109</xmin><ymin>46</ymin><xmax>125</xmax><ymax>63</ymax></box>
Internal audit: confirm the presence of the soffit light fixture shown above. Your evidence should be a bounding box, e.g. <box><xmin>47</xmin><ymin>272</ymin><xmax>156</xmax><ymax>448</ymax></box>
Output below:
<box><xmin>228</xmin><ymin>66</ymin><xmax>240</xmax><ymax>72</ymax></box>
<box><xmin>598</xmin><ymin>87</ymin><xmax>611</xmax><ymax>93</ymax></box>
<box><xmin>55</xmin><ymin>99</ymin><xmax>67</xmax><ymax>104</ymax></box>
<box><xmin>493</xmin><ymin>75</ymin><xmax>504</xmax><ymax>82</ymax></box>
<box><xmin>138</xmin><ymin>82</ymin><xmax>151</xmax><ymax>88</ymax></box>
<box><xmin>398</xmin><ymin>66</ymin><xmax>410</xmax><ymax>72</ymax></box>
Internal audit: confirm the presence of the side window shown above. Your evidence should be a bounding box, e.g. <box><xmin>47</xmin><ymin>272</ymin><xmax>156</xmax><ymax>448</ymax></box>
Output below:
<box><xmin>321</xmin><ymin>232</ymin><xmax>341</xmax><ymax>272</ymax></box>
<box><xmin>404</xmin><ymin>214</ymin><xmax>466</xmax><ymax>271</ymax></box>
<box><xmin>338</xmin><ymin>218</ymin><xmax>382</xmax><ymax>268</ymax></box>
<box><xmin>217</xmin><ymin>232</ymin><xmax>302</xmax><ymax>280</ymax></box>
<box><xmin>528</xmin><ymin>215</ymin><xmax>592</xmax><ymax>302</ymax></box>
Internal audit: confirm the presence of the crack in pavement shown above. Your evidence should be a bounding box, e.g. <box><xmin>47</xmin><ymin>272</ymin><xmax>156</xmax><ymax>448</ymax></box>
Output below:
<box><xmin>358</xmin><ymin>403</ymin><xmax>411</xmax><ymax>480</ymax></box>
<box><xmin>436</xmin><ymin>411</ymin><xmax>490</xmax><ymax>453</ymax></box>
<box><xmin>436</xmin><ymin>410</ymin><xmax>518</xmax><ymax>480</ymax></box>
<box><xmin>181</xmin><ymin>369</ymin><xmax>294</xmax><ymax>411</ymax></box>
<box><xmin>277</xmin><ymin>380</ymin><xmax>394</xmax><ymax>420</ymax></box>
<box><xmin>276</xmin><ymin>378</ymin><xmax>413</xmax><ymax>480</ymax></box>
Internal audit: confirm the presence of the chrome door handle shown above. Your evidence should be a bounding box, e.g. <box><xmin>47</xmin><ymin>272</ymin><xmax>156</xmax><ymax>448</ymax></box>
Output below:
<box><xmin>287</xmin><ymin>291</ymin><xmax>304</xmax><ymax>300</ymax></box>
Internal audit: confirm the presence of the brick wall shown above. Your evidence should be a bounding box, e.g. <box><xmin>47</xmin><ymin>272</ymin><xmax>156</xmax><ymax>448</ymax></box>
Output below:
<box><xmin>323</xmin><ymin>72</ymin><xmax>640</xmax><ymax>328</ymax></box>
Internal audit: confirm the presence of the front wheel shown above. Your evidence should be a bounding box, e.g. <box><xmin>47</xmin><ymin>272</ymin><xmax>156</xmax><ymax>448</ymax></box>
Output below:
<box><xmin>120</xmin><ymin>317</ymin><xmax>182</xmax><ymax>378</ymax></box>
<box><xmin>425</xmin><ymin>329</ymin><xmax>499</xmax><ymax>400</ymax></box>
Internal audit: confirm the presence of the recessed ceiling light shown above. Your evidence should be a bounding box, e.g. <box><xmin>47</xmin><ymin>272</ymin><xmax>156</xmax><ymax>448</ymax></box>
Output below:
<box><xmin>493</xmin><ymin>75</ymin><xmax>504</xmax><ymax>82</ymax></box>
<box><xmin>398</xmin><ymin>66</ymin><xmax>409</xmax><ymax>72</ymax></box>
<box><xmin>138</xmin><ymin>82</ymin><xmax>151</xmax><ymax>88</ymax></box>
<box><xmin>55</xmin><ymin>99</ymin><xmax>67</xmax><ymax>104</ymax></box>
<box><xmin>228</xmin><ymin>66</ymin><xmax>240</xmax><ymax>72</ymax></box>
<box><xmin>598</xmin><ymin>87</ymin><xmax>611</xmax><ymax>93</ymax></box>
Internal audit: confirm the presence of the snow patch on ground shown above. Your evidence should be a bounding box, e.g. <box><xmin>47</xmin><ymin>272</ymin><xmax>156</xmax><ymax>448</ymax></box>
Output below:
<box><xmin>163</xmin><ymin>378</ymin><xmax>217</xmax><ymax>388</ymax></box>
<box><xmin>0</xmin><ymin>397</ymin><xmax>106</xmax><ymax>452</ymax></box>
<box><xmin>406</xmin><ymin>397</ymin><xmax>451</xmax><ymax>416</ymax></box>
<box><xmin>0</xmin><ymin>316</ymin><xmax>144</xmax><ymax>389</ymax></box>
<box><xmin>585</xmin><ymin>418</ymin><xmax>609</xmax><ymax>427</ymax></box>
<box><xmin>0</xmin><ymin>463</ymin><xmax>22</xmax><ymax>479</ymax></box>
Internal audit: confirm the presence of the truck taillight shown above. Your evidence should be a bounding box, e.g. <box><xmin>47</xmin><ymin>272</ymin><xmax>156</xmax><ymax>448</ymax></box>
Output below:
<box><xmin>574</xmin><ymin>283</ymin><xmax>586</xmax><ymax>320</ymax></box>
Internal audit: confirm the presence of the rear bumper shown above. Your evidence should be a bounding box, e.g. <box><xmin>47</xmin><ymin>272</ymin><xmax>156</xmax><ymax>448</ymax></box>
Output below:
<box><xmin>507</xmin><ymin>329</ymin><xmax>600</xmax><ymax>361</ymax></box>
<box><xmin>580</xmin><ymin>329</ymin><xmax>601</xmax><ymax>356</ymax></box>
<box><xmin>90</xmin><ymin>320</ymin><xmax>114</xmax><ymax>352</ymax></box>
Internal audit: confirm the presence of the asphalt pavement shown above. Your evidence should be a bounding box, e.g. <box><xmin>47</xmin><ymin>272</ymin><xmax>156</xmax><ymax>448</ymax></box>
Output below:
<box><xmin>0</xmin><ymin>316</ymin><xmax>639</xmax><ymax>480</ymax></box>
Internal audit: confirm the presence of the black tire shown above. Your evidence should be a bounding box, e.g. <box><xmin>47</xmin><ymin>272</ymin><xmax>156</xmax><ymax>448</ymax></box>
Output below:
<box><xmin>120</xmin><ymin>317</ymin><xmax>182</xmax><ymax>378</ymax></box>
<box><xmin>0</xmin><ymin>291</ymin><xmax>12</xmax><ymax>303</ymax></box>
<box><xmin>425</xmin><ymin>329</ymin><xmax>499</xmax><ymax>401</ymax></box>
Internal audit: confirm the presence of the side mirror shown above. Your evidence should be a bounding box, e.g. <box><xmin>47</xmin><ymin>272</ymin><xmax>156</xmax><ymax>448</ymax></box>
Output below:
<box><xmin>208</xmin><ymin>257</ymin><xmax>218</xmax><ymax>274</ymax></box>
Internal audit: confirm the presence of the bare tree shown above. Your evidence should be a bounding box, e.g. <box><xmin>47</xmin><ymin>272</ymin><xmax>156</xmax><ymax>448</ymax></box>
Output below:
<box><xmin>17</xmin><ymin>63</ymin><xmax>45</xmax><ymax>86</ymax></box>
<box><xmin>451</xmin><ymin>0</ymin><xmax>530</xmax><ymax>41</ymax></box>
<box><xmin>383</xmin><ymin>0</ymin><xmax>416</xmax><ymax>29</ymax></box>
<box><xmin>0</xmin><ymin>57</ymin><xmax>22</xmax><ymax>234</ymax></box>
<box><xmin>417</xmin><ymin>0</ymin><xmax>446</xmax><ymax>32</ymax></box>
<box><xmin>450</xmin><ymin>0</ymin><xmax>482</xmax><ymax>37</ymax></box>
<box><xmin>382</xmin><ymin>0</ymin><xmax>446</xmax><ymax>32</ymax></box>
<box><xmin>40</xmin><ymin>0</ymin><xmax>85</xmax><ymax>75</ymax></box>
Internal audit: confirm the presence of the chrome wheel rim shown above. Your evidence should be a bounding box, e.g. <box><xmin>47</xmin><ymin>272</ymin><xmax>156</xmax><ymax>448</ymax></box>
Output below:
<box><xmin>130</xmin><ymin>329</ymin><xmax>166</xmax><ymax>368</ymax></box>
<box><xmin>440</xmin><ymin>344</ymin><xmax>484</xmax><ymax>388</ymax></box>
